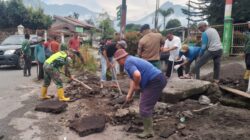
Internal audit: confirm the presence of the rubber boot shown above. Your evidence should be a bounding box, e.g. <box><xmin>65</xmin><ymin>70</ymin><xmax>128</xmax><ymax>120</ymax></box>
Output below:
<box><xmin>137</xmin><ymin>117</ymin><xmax>154</xmax><ymax>139</ymax></box>
<box><xmin>57</xmin><ymin>88</ymin><xmax>70</xmax><ymax>102</ymax></box>
<box><xmin>40</xmin><ymin>86</ymin><xmax>51</xmax><ymax>100</ymax></box>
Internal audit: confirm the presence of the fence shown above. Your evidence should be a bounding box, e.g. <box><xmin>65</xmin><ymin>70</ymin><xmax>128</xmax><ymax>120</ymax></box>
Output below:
<box><xmin>188</xmin><ymin>23</ymin><xmax>248</xmax><ymax>55</ymax></box>
<box><xmin>212</xmin><ymin>23</ymin><xmax>248</xmax><ymax>55</ymax></box>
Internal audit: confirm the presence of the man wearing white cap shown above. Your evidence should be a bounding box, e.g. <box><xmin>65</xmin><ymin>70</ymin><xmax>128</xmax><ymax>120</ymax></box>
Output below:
<box><xmin>195</xmin><ymin>21</ymin><xmax>223</xmax><ymax>83</ymax></box>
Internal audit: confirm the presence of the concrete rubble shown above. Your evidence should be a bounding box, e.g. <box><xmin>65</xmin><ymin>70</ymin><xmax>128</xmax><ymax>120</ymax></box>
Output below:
<box><xmin>162</xmin><ymin>78</ymin><xmax>212</xmax><ymax>103</ymax></box>
<box><xmin>35</xmin><ymin>100</ymin><xmax>68</xmax><ymax>114</ymax></box>
<box><xmin>34</xmin><ymin>71</ymin><xmax>250</xmax><ymax>139</ymax></box>
<box><xmin>69</xmin><ymin>115</ymin><xmax>106</xmax><ymax>137</ymax></box>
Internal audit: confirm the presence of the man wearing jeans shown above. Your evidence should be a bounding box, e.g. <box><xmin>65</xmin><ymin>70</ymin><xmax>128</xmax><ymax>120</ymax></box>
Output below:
<box><xmin>195</xmin><ymin>21</ymin><xmax>223</xmax><ymax>83</ymax></box>
<box><xmin>100</xmin><ymin>39</ymin><xmax>117</xmax><ymax>88</ymax></box>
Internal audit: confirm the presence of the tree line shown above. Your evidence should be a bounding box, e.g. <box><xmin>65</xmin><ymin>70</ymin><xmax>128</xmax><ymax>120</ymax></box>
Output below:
<box><xmin>0</xmin><ymin>0</ymin><xmax>52</xmax><ymax>29</ymax></box>
<box><xmin>182</xmin><ymin>0</ymin><xmax>250</xmax><ymax>25</ymax></box>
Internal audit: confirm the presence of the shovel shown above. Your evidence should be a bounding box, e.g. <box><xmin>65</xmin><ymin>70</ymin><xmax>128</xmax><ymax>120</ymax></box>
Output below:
<box><xmin>72</xmin><ymin>78</ymin><xmax>93</xmax><ymax>90</ymax></box>
<box><xmin>111</xmin><ymin>67</ymin><xmax>123</xmax><ymax>96</ymax></box>
<box><xmin>59</xmin><ymin>71</ymin><xmax>93</xmax><ymax>90</ymax></box>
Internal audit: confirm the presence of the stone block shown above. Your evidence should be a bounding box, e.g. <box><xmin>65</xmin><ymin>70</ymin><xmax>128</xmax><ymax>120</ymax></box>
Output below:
<box><xmin>69</xmin><ymin>115</ymin><xmax>106</xmax><ymax>137</ymax></box>
<box><xmin>162</xmin><ymin>78</ymin><xmax>211</xmax><ymax>103</ymax></box>
<box><xmin>35</xmin><ymin>100</ymin><xmax>68</xmax><ymax>114</ymax></box>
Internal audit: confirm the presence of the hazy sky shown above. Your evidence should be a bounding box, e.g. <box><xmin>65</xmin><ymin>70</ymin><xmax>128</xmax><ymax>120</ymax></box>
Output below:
<box><xmin>42</xmin><ymin>0</ymin><xmax>191</xmax><ymax>21</ymax></box>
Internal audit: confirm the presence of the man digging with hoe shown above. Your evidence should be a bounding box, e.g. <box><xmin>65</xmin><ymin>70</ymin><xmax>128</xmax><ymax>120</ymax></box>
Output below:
<box><xmin>114</xmin><ymin>49</ymin><xmax>167</xmax><ymax>138</ymax></box>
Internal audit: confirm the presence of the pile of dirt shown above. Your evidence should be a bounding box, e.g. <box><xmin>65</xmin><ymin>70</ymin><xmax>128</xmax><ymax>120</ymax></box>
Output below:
<box><xmin>52</xmin><ymin>71</ymin><xmax>250</xmax><ymax>139</ymax></box>
<box><xmin>154</xmin><ymin>99</ymin><xmax>250</xmax><ymax>140</ymax></box>
<box><xmin>202</xmin><ymin>63</ymin><xmax>247</xmax><ymax>91</ymax></box>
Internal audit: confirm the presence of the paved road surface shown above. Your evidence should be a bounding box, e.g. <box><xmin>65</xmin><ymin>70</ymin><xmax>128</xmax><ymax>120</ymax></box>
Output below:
<box><xmin>0</xmin><ymin>66</ymin><xmax>45</xmax><ymax>140</ymax></box>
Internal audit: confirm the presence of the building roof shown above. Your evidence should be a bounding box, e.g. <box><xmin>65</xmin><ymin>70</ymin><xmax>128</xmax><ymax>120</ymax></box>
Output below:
<box><xmin>53</xmin><ymin>15</ymin><xmax>95</xmax><ymax>29</ymax></box>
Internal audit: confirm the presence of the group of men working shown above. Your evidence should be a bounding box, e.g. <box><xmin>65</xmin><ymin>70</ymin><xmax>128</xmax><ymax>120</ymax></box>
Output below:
<box><xmin>22</xmin><ymin>20</ymin><xmax>250</xmax><ymax>139</ymax></box>
<box><xmin>95</xmin><ymin>21</ymin><xmax>223</xmax><ymax>138</ymax></box>
<box><xmin>137</xmin><ymin>22</ymin><xmax>223</xmax><ymax>83</ymax></box>
<box><xmin>21</xmin><ymin>33</ymin><xmax>84</xmax><ymax>101</ymax></box>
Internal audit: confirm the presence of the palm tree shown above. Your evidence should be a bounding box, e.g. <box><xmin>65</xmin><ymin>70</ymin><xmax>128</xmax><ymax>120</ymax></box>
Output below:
<box><xmin>159</xmin><ymin>8</ymin><xmax>174</xmax><ymax>29</ymax></box>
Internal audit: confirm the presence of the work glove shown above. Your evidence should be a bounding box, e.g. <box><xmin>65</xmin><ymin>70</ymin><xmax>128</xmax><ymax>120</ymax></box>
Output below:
<box><xmin>174</xmin><ymin>65</ymin><xmax>181</xmax><ymax>70</ymax></box>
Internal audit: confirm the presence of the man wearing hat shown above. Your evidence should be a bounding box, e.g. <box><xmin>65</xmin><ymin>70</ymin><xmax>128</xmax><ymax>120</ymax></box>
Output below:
<box><xmin>138</xmin><ymin>24</ymin><xmax>164</xmax><ymax>69</ymax></box>
<box><xmin>116</xmin><ymin>40</ymin><xmax>127</xmax><ymax>50</ymax></box>
<box><xmin>40</xmin><ymin>48</ymin><xmax>73</xmax><ymax>102</ymax></box>
<box><xmin>195</xmin><ymin>21</ymin><xmax>223</xmax><ymax>83</ymax></box>
<box><xmin>34</xmin><ymin>38</ymin><xmax>46</xmax><ymax>80</ymax></box>
<box><xmin>114</xmin><ymin>49</ymin><xmax>167</xmax><ymax>138</ymax></box>
<box><xmin>175</xmin><ymin>45</ymin><xmax>201</xmax><ymax>78</ymax></box>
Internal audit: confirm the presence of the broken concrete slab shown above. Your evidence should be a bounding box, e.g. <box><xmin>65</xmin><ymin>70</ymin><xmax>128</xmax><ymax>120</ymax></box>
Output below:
<box><xmin>160</xmin><ymin>127</ymin><xmax>176</xmax><ymax>138</ymax></box>
<box><xmin>154</xmin><ymin>102</ymin><xmax>171</xmax><ymax>115</ymax></box>
<box><xmin>35</xmin><ymin>100</ymin><xmax>68</xmax><ymax>114</ymax></box>
<box><xmin>162</xmin><ymin>78</ymin><xmax>212</xmax><ymax>103</ymax></box>
<box><xmin>69</xmin><ymin>115</ymin><xmax>106</xmax><ymax>137</ymax></box>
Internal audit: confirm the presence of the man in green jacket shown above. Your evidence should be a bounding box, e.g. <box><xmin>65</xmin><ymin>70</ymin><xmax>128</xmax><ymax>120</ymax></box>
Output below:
<box><xmin>21</xmin><ymin>34</ymin><xmax>32</xmax><ymax>77</ymax></box>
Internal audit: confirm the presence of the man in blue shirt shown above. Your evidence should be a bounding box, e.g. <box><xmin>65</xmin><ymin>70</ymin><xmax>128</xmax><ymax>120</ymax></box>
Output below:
<box><xmin>175</xmin><ymin>45</ymin><xmax>201</xmax><ymax>78</ymax></box>
<box><xmin>114</xmin><ymin>49</ymin><xmax>167</xmax><ymax>139</ymax></box>
<box><xmin>35</xmin><ymin>38</ymin><xmax>46</xmax><ymax>80</ymax></box>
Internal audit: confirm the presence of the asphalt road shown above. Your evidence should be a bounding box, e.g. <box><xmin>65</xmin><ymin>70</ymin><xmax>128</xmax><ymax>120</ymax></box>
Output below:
<box><xmin>0</xmin><ymin>65</ymin><xmax>45</xmax><ymax>140</ymax></box>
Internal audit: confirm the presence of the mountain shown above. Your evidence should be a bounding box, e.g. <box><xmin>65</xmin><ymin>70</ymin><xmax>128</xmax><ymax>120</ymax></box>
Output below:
<box><xmin>23</xmin><ymin>0</ymin><xmax>98</xmax><ymax>20</ymax></box>
<box><xmin>22</xmin><ymin>0</ymin><xmax>187</xmax><ymax>29</ymax></box>
<box><xmin>129</xmin><ymin>2</ymin><xmax>188</xmax><ymax>28</ymax></box>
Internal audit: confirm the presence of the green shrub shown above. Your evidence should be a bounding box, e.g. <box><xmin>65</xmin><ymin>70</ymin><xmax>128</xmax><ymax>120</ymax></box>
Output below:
<box><xmin>125</xmin><ymin>32</ymin><xmax>142</xmax><ymax>55</ymax></box>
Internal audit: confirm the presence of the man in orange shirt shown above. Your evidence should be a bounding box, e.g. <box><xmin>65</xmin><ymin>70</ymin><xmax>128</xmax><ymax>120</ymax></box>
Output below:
<box><xmin>68</xmin><ymin>33</ymin><xmax>84</xmax><ymax>64</ymax></box>
<box><xmin>50</xmin><ymin>37</ymin><xmax>60</xmax><ymax>54</ymax></box>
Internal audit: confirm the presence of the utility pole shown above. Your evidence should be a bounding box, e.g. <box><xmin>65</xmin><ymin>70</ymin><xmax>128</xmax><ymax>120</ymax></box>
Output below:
<box><xmin>223</xmin><ymin>0</ymin><xmax>233</xmax><ymax>55</ymax></box>
<box><xmin>187</xmin><ymin>0</ymin><xmax>190</xmax><ymax>41</ymax></box>
<box><xmin>120</xmin><ymin>0</ymin><xmax>127</xmax><ymax>40</ymax></box>
<box><xmin>154</xmin><ymin>0</ymin><xmax>160</xmax><ymax>29</ymax></box>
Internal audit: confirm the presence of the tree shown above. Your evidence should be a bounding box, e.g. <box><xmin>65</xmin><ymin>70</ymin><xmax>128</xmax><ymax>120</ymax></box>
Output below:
<box><xmin>159</xmin><ymin>8</ymin><xmax>174</xmax><ymax>29</ymax></box>
<box><xmin>126</xmin><ymin>24</ymin><xmax>141</xmax><ymax>32</ymax></box>
<box><xmin>186</xmin><ymin>0</ymin><xmax>250</xmax><ymax>25</ymax></box>
<box><xmin>166</xmin><ymin>19</ymin><xmax>182</xmax><ymax>29</ymax></box>
<box><xmin>0</xmin><ymin>0</ymin><xmax>52</xmax><ymax>29</ymax></box>
<box><xmin>0</xmin><ymin>1</ymin><xmax>8</xmax><ymax>28</ymax></box>
<box><xmin>86</xmin><ymin>18</ymin><xmax>95</xmax><ymax>26</ymax></box>
<box><xmin>6</xmin><ymin>0</ymin><xmax>29</xmax><ymax>28</ymax></box>
<box><xmin>25</xmin><ymin>7</ymin><xmax>52</xmax><ymax>29</ymax></box>
<box><xmin>99</xmin><ymin>19</ymin><xmax>115</xmax><ymax>39</ymax></box>
<box><xmin>73</xmin><ymin>12</ymin><xmax>79</xmax><ymax>19</ymax></box>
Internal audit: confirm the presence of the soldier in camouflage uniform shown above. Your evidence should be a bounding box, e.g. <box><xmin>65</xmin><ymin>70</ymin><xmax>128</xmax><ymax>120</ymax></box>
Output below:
<box><xmin>41</xmin><ymin>50</ymin><xmax>73</xmax><ymax>102</ymax></box>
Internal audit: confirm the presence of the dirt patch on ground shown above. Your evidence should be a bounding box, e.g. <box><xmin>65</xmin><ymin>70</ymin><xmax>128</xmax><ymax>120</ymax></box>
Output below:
<box><xmin>44</xmin><ymin>72</ymin><xmax>250</xmax><ymax>139</ymax></box>
<box><xmin>155</xmin><ymin>99</ymin><xmax>250</xmax><ymax>140</ymax></box>
<box><xmin>202</xmin><ymin>63</ymin><xmax>247</xmax><ymax>91</ymax></box>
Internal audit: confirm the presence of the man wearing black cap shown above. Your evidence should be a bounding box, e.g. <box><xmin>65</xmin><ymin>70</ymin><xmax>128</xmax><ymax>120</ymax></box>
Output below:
<box><xmin>138</xmin><ymin>24</ymin><xmax>164</xmax><ymax>69</ymax></box>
